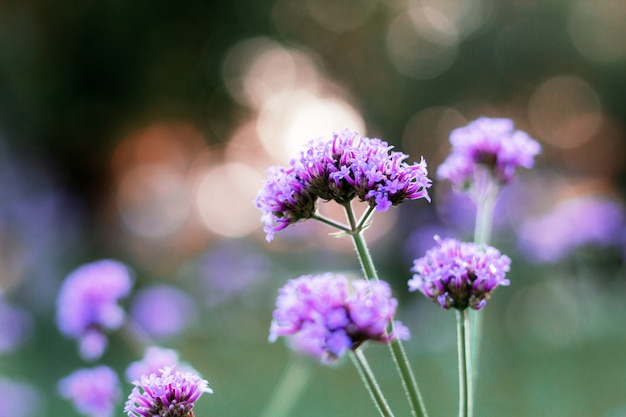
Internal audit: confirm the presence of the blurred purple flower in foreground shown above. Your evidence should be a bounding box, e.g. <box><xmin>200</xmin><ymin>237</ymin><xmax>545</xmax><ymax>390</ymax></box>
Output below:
<box><xmin>409</xmin><ymin>236</ymin><xmax>511</xmax><ymax>310</ymax></box>
<box><xmin>56</xmin><ymin>259</ymin><xmax>133</xmax><ymax>360</ymax></box>
<box><xmin>0</xmin><ymin>297</ymin><xmax>33</xmax><ymax>354</ymax></box>
<box><xmin>518</xmin><ymin>195</ymin><xmax>625</xmax><ymax>263</ymax></box>
<box><xmin>131</xmin><ymin>284</ymin><xmax>197</xmax><ymax>340</ymax></box>
<box><xmin>58</xmin><ymin>366</ymin><xmax>121</xmax><ymax>417</ymax></box>
<box><xmin>125</xmin><ymin>366</ymin><xmax>212</xmax><ymax>417</ymax></box>
<box><xmin>437</xmin><ymin>117</ymin><xmax>541</xmax><ymax>190</ymax></box>
<box><xmin>256</xmin><ymin>129</ymin><xmax>431</xmax><ymax>241</ymax></box>
<box><xmin>270</xmin><ymin>273</ymin><xmax>409</xmax><ymax>363</ymax></box>
<box><xmin>0</xmin><ymin>377</ymin><xmax>41</xmax><ymax>417</ymax></box>
<box><xmin>125</xmin><ymin>346</ymin><xmax>181</xmax><ymax>382</ymax></box>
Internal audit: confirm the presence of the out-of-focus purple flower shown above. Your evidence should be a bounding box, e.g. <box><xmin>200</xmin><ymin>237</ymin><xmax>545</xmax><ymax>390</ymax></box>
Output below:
<box><xmin>518</xmin><ymin>195</ymin><xmax>625</xmax><ymax>263</ymax></box>
<box><xmin>0</xmin><ymin>377</ymin><xmax>41</xmax><ymax>417</ymax></box>
<box><xmin>56</xmin><ymin>260</ymin><xmax>133</xmax><ymax>360</ymax></box>
<box><xmin>0</xmin><ymin>298</ymin><xmax>33</xmax><ymax>354</ymax></box>
<box><xmin>437</xmin><ymin>117</ymin><xmax>541</xmax><ymax>189</ymax></box>
<box><xmin>256</xmin><ymin>129</ymin><xmax>432</xmax><ymax>241</ymax></box>
<box><xmin>269</xmin><ymin>273</ymin><xmax>409</xmax><ymax>363</ymax></box>
<box><xmin>58</xmin><ymin>366</ymin><xmax>121</xmax><ymax>417</ymax></box>
<box><xmin>125</xmin><ymin>366</ymin><xmax>212</xmax><ymax>417</ymax></box>
<box><xmin>125</xmin><ymin>346</ymin><xmax>193</xmax><ymax>382</ymax></box>
<box><xmin>409</xmin><ymin>236</ymin><xmax>511</xmax><ymax>310</ymax></box>
<box><xmin>130</xmin><ymin>284</ymin><xmax>197</xmax><ymax>340</ymax></box>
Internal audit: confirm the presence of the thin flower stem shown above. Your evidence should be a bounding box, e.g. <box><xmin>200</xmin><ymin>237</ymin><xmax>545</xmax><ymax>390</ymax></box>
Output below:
<box><xmin>357</xmin><ymin>205</ymin><xmax>376</xmax><ymax>230</ymax></box>
<box><xmin>456</xmin><ymin>309</ymin><xmax>472</xmax><ymax>417</ymax></box>
<box><xmin>311</xmin><ymin>213</ymin><xmax>352</xmax><ymax>234</ymax></box>
<box><xmin>350</xmin><ymin>349</ymin><xmax>396</xmax><ymax>417</ymax></box>
<box><xmin>469</xmin><ymin>185</ymin><xmax>498</xmax><ymax>407</ymax></box>
<box><xmin>259</xmin><ymin>355</ymin><xmax>313</xmax><ymax>417</ymax></box>
<box><xmin>343</xmin><ymin>203</ymin><xmax>429</xmax><ymax>417</ymax></box>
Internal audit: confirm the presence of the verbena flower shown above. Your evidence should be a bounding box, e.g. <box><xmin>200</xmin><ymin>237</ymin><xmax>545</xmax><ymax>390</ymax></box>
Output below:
<box><xmin>269</xmin><ymin>273</ymin><xmax>409</xmax><ymax>363</ymax></box>
<box><xmin>58</xmin><ymin>366</ymin><xmax>121</xmax><ymax>417</ymax></box>
<box><xmin>409</xmin><ymin>236</ymin><xmax>511</xmax><ymax>310</ymax></box>
<box><xmin>124</xmin><ymin>366</ymin><xmax>212</xmax><ymax>417</ymax></box>
<box><xmin>437</xmin><ymin>117</ymin><xmax>541</xmax><ymax>189</ymax></box>
<box><xmin>256</xmin><ymin>129</ymin><xmax>432</xmax><ymax>241</ymax></box>
<box><xmin>0</xmin><ymin>377</ymin><xmax>41</xmax><ymax>417</ymax></box>
<box><xmin>56</xmin><ymin>259</ymin><xmax>133</xmax><ymax>360</ymax></box>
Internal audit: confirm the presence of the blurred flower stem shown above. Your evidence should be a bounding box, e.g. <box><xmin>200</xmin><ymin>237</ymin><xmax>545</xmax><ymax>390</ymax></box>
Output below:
<box><xmin>456</xmin><ymin>309</ymin><xmax>472</xmax><ymax>417</ymax></box>
<box><xmin>350</xmin><ymin>348</ymin><xmax>396</xmax><ymax>417</ymax></box>
<box><xmin>259</xmin><ymin>354</ymin><xmax>313</xmax><ymax>417</ymax></box>
<box><xmin>320</xmin><ymin>202</ymin><xmax>429</xmax><ymax>417</ymax></box>
<box><xmin>469</xmin><ymin>187</ymin><xmax>499</xmax><ymax>400</ymax></box>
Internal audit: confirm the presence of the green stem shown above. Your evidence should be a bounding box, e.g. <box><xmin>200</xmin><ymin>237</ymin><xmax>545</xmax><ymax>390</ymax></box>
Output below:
<box><xmin>350</xmin><ymin>348</ymin><xmax>396</xmax><ymax>417</ymax></box>
<box><xmin>259</xmin><ymin>355</ymin><xmax>312</xmax><ymax>417</ymax></box>
<box><xmin>456</xmin><ymin>309</ymin><xmax>472</xmax><ymax>417</ymax></box>
<box><xmin>343</xmin><ymin>203</ymin><xmax>429</xmax><ymax>417</ymax></box>
<box><xmin>356</xmin><ymin>205</ymin><xmax>376</xmax><ymax>230</ymax></box>
<box><xmin>312</xmin><ymin>213</ymin><xmax>352</xmax><ymax>234</ymax></box>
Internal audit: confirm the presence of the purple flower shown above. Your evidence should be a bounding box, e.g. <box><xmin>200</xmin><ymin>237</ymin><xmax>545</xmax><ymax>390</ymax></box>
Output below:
<box><xmin>56</xmin><ymin>259</ymin><xmax>133</xmax><ymax>360</ymax></box>
<box><xmin>130</xmin><ymin>285</ymin><xmax>197</xmax><ymax>340</ymax></box>
<box><xmin>125</xmin><ymin>346</ymin><xmax>181</xmax><ymax>382</ymax></box>
<box><xmin>124</xmin><ymin>366</ymin><xmax>212</xmax><ymax>417</ymax></box>
<box><xmin>269</xmin><ymin>273</ymin><xmax>409</xmax><ymax>363</ymax></box>
<box><xmin>437</xmin><ymin>117</ymin><xmax>541</xmax><ymax>189</ymax></box>
<box><xmin>0</xmin><ymin>298</ymin><xmax>33</xmax><ymax>354</ymax></box>
<box><xmin>58</xmin><ymin>366</ymin><xmax>121</xmax><ymax>417</ymax></box>
<box><xmin>0</xmin><ymin>377</ymin><xmax>41</xmax><ymax>417</ymax></box>
<box><xmin>409</xmin><ymin>236</ymin><xmax>511</xmax><ymax>310</ymax></box>
<box><xmin>256</xmin><ymin>129</ymin><xmax>432</xmax><ymax>241</ymax></box>
<box><xmin>518</xmin><ymin>195</ymin><xmax>625</xmax><ymax>263</ymax></box>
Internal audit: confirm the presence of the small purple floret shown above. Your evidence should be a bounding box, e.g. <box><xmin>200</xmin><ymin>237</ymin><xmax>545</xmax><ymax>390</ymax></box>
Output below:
<box><xmin>255</xmin><ymin>129</ymin><xmax>432</xmax><ymax>241</ymax></box>
<box><xmin>269</xmin><ymin>273</ymin><xmax>409</xmax><ymax>363</ymax></box>
<box><xmin>58</xmin><ymin>366</ymin><xmax>121</xmax><ymax>417</ymax></box>
<box><xmin>56</xmin><ymin>259</ymin><xmax>133</xmax><ymax>360</ymax></box>
<box><xmin>409</xmin><ymin>236</ymin><xmax>511</xmax><ymax>310</ymax></box>
<box><xmin>124</xmin><ymin>366</ymin><xmax>212</xmax><ymax>417</ymax></box>
<box><xmin>437</xmin><ymin>117</ymin><xmax>541</xmax><ymax>188</ymax></box>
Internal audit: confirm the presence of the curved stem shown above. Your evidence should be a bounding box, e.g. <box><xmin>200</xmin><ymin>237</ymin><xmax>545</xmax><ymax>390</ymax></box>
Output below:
<box><xmin>350</xmin><ymin>348</ymin><xmax>396</xmax><ymax>417</ymax></box>
<box><xmin>343</xmin><ymin>203</ymin><xmax>429</xmax><ymax>417</ymax></box>
<box><xmin>357</xmin><ymin>205</ymin><xmax>376</xmax><ymax>230</ymax></box>
<box><xmin>312</xmin><ymin>213</ymin><xmax>352</xmax><ymax>234</ymax></box>
<box><xmin>259</xmin><ymin>355</ymin><xmax>312</xmax><ymax>417</ymax></box>
<box><xmin>456</xmin><ymin>309</ymin><xmax>472</xmax><ymax>417</ymax></box>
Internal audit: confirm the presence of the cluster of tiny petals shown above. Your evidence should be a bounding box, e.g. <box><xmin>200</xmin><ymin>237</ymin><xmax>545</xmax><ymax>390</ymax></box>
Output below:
<box><xmin>58</xmin><ymin>366</ymin><xmax>121</xmax><ymax>417</ymax></box>
<box><xmin>437</xmin><ymin>117</ymin><xmax>541</xmax><ymax>188</ymax></box>
<box><xmin>408</xmin><ymin>236</ymin><xmax>511</xmax><ymax>310</ymax></box>
<box><xmin>124</xmin><ymin>366</ymin><xmax>212</xmax><ymax>417</ymax></box>
<box><xmin>56</xmin><ymin>259</ymin><xmax>133</xmax><ymax>360</ymax></box>
<box><xmin>269</xmin><ymin>273</ymin><xmax>409</xmax><ymax>363</ymax></box>
<box><xmin>255</xmin><ymin>129</ymin><xmax>432</xmax><ymax>241</ymax></box>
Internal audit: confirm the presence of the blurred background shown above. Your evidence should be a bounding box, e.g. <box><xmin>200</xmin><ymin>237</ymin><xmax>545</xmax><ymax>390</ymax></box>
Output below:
<box><xmin>0</xmin><ymin>0</ymin><xmax>625</xmax><ymax>416</ymax></box>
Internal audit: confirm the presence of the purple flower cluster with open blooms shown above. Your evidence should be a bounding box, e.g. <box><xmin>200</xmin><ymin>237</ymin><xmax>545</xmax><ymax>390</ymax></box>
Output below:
<box><xmin>269</xmin><ymin>273</ymin><xmax>409</xmax><ymax>363</ymax></box>
<box><xmin>124</xmin><ymin>366</ymin><xmax>212</xmax><ymax>417</ymax></box>
<box><xmin>409</xmin><ymin>236</ymin><xmax>511</xmax><ymax>310</ymax></box>
<box><xmin>437</xmin><ymin>117</ymin><xmax>541</xmax><ymax>189</ymax></box>
<box><xmin>255</xmin><ymin>129</ymin><xmax>431</xmax><ymax>241</ymax></box>
<box><xmin>56</xmin><ymin>259</ymin><xmax>133</xmax><ymax>360</ymax></box>
<box><xmin>58</xmin><ymin>366</ymin><xmax>121</xmax><ymax>417</ymax></box>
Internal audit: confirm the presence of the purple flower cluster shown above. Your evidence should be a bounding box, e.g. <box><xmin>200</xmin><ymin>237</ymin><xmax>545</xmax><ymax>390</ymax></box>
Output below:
<box><xmin>269</xmin><ymin>273</ymin><xmax>409</xmax><ymax>363</ymax></box>
<box><xmin>58</xmin><ymin>366</ymin><xmax>121</xmax><ymax>417</ymax></box>
<box><xmin>437</xmin><ymin>117</ymin><xmax>541</xmax><ymax>189</ymax></box>
<box><xmin>256</xmin><ymin>129</ymin><xmax>432</xmax><ymax>240</ymax></box>
<box><xmin>124</xmin><ymin>366</ymin><xmax>212</xmax><ymax>417</ymax></box>
<box><xmin>56</xmin><ymin>259</ymin><xmax>133</xmax><ymax>360</ymax></box>
<box><xmin>409</xmin><ymin>237</ymin><xmax>511</xmax><ymax>310</ymax></box>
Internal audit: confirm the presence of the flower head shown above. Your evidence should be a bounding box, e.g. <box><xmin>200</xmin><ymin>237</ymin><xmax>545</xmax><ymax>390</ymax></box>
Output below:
<box><xmin>124</xmin><ymin>366</ymin><xmax>212</xmax><ymax>417</ymax></box>
<box><xmin>409</xmin><ymin>237</ymin><xmax>511</xmax><ymax>310</ymax></box>
<box><xmin>269</xmin><ymin>273</ymin><xmax>409</xmax><ymax>363</ymax></box>
<box><xmin>256</xmin><ymin>129</ymin><xmax>431</xmax><ymax>241</ymax></box>
<box><xmin>437</xmin><ymin>117</ymin><xmax>541</xmax><ymax>189</ymax></box>
<box><xmin>58</xmin><ymin>366</ymin><xmax>121</xmax><ymax>417</ymax></box>
<box><xmin>56</xmin><ymin>259</ymin><xmax>133</xmax><ymax>360</ymax></box>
